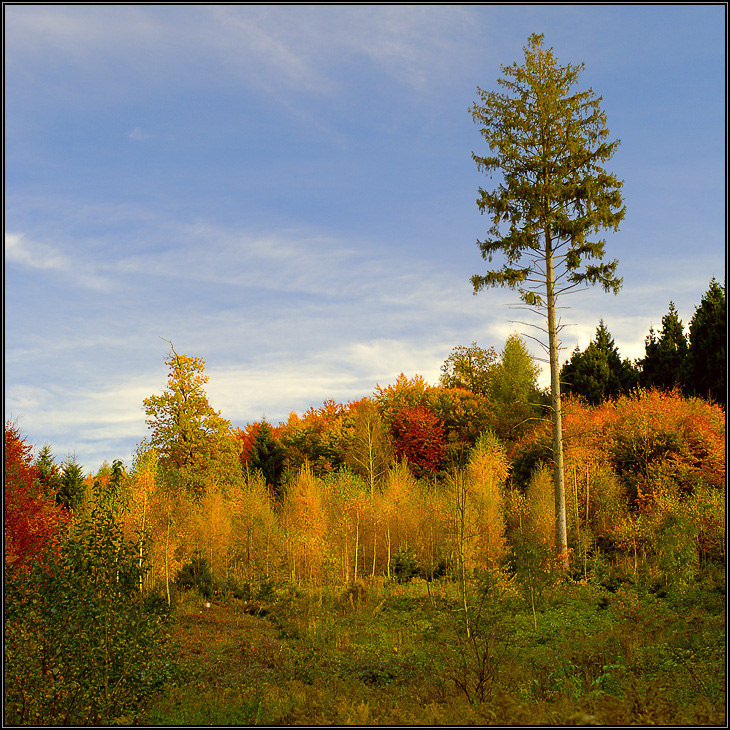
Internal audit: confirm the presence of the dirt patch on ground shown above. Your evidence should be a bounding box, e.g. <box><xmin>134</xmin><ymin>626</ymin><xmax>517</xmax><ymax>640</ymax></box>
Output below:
<box><xmin>172</xmin><ymin>601</ymin><xmax>282</xmax><ymax>665</ymax></box>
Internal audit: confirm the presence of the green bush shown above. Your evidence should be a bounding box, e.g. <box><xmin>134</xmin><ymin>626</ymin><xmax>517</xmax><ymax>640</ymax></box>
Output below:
<box><xmin>509</xmin><ymin>439</ymin><xmax>553</xmax><ymax>492</ymax></box>
<box><xmin>175</xmin><ymin>552</ymin><xmax>214</xmax><ymax>599</ymax></box>
<box><xmin>4</xmin><ymin>503</ymin><xmax>173</xmax><ymax>725</ymax></box>
<box><xmin>391</xmin><ymin>545</ymin><xmax>421</xmax><ymax>583</ymax></box>
<box><xmin>650</xmin><ymin>509</ymin><xmax>700</xmax><ymax>596</ymax></box>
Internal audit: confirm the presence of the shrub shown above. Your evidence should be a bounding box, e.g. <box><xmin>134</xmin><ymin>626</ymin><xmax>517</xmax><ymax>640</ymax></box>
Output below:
<box><xmin>4</xmin><ymin>503</ymin><xmax>173</xmax><ymax>725</ymax></box>
<box><xmin>175</xmin><ymin>551</ymin><xmax>214</xmax><ymax>599</ymax></box>
<box><xmin>391</xmin><ymin>545</ymin><xmax>421</xmax><ymax>583</ymax></box>
<box><xmin>650</xmin><ymin>507</ymin><xmax>699</xmax><ymax>596</ymax></box>
<box><xmin>509</xmin><ymin>438</ymin><xmax>553</xmax><ymax>492</ymax></box>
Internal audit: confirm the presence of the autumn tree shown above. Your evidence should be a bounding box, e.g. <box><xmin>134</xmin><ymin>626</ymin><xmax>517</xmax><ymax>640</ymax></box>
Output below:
<box><xmin>470</xmin><ymin>33</ymin><xmax>625</xmax><ymax>567</ymax></box>
<box><xmin>374</xmin><ymin>373</ymin><xmax>432</xmax><ymax>422</ymax></box>
<box><xmin>376</xmin><ymin>372</ymin><xmax>494</xmax><ymax>469</ymax></box>
<box><xmin>380</xmin><ymin>462</ymin><xmax>422</xmax><ymax>578</ymax></box>
<box><xmin>277</xmin><ymin>401</ymin><xmax>349</xmax><ymax>478</ymax></box>
<box><xmin>561</xmin><ymin>320</ymin><xmax>638</xmax><ymax>404</ymax></box>
<box><xmin>390</xmin><ymin>405</ymin><xmax>445</xmax><ymax>479</ymax></box>
<box><xmin>228</xmin><ymin>468</ymin><xmax>280</xmax><ymax>582</ymax></box>
<box><xmin>430</xmin><ymin>387</ymin><xmax>495</xmax><ymax>469</ymax></box>
<box><xmin>281</xmin><ymin>462</ymin><xmax>327</xmax><ymax>586</ymax></box>
<box><xmin>143</xmin><ymin>348</ymin><xmax>232</xmax><ymax>481</ymax></box>
<box><xmin>4</xmin><ymin>424</ymin><xmax>68</xmax><ymax>573</ymax></box>
<box><xmin>639</xmin><ymin>302</ymin><xmax>688</xmax><ymax>392</ymax></box>
<box><xmin>344</xmin><ymin>398</ymin><xmax>393</xmax><ymax>497</ymax></box>
<box><xmin>439</xmin><ymin>342</ymin><xmax>499</xmax><ymax>397</ymax></box>
<box><xmin>685</xmin><ymin>278</ymin><xmax>726</xmax><ymax>405</ymax></box>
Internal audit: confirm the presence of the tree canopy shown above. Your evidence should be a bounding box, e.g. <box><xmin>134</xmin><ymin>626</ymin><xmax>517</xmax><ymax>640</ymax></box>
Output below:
<box><xmin>439</xmin><ymin>342</ymin><xmax>498</xmax><ymax>396</ymax></box>
<box><xmin>492</xmin><ymin>333</ymin><xmax>542</xmax><ymax>406</ymax></box>
<box><xmin>639</xmin><ymin>302</ymin><xmax>688</xmax><ymax>393</ymax></box>
<box><xmin>470</xmin><ymin>32</ymin><xmax>625</xmax><ymax>307</ymax></box>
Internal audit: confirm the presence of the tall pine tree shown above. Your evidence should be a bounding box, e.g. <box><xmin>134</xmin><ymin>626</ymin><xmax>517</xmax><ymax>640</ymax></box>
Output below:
<box><xmin>470</xmin><ymin>34</ymin><xmax>625</xmax><ymax>566</ymax></box>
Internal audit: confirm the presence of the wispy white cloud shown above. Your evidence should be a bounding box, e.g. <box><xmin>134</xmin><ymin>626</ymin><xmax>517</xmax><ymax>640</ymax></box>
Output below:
<box><xmin>5</xmin><ymin>232</ymin><xmax>69</xmax><ymax>272</ymax></box>
<box><xmin>5</xmin><ymin>5</ymin><xmax>723</xmax><ymax>477</ymax></box>
<box><xmin>5</xmin><ymin>376</ymin><xmax>151</xmax><ymax>471</ymax></box>
<box><xmin>5</xmin><ymin>231</ymin><xmax>111</xmax><ymax>290</ymax></box>
<box><xmin>5</xmin><ymin>5</ymin><xmax>482</xmax><ymax>101</ymax></box>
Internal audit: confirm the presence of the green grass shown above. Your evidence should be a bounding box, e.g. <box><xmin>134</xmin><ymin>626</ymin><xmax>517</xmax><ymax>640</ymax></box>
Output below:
<box><xmin>139</xmin><ymin>574</ymin><xmax>726</xmax><ymax>726</ymax></box>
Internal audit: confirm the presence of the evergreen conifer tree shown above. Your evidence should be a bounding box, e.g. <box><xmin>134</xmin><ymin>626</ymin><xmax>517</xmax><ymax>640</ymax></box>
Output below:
<box><xmin>248</xmin><ymin>421</ymin><xmax>286</xmax><ymax>498</ymax></box>
<box><xmin>57</xmin><ymin>455</ymin><xmax>86</xmax><ymax>511</ymax></box>
<box><xmin>470</xmin><ymin>34</ymin><xmax>625</xmax><ymax>567</ymax></box>
<box><xmin>561</xmin><ymin>320</ymin><xmax>638</xmax><ymax>404</ymax></box>
<box><xmin>34</xmin><ymin>444</ymin><xmax>62</xmax><ymax>500</ymax></box>
<box><xmin>685</xmin><ymin>278</ymin><xmax>726</xmax><ymax>405</ymax></box>
<box><xmin>640</xmin><ymin>302</ymin><xmax>688</xmax><ymax>392</ymax></box>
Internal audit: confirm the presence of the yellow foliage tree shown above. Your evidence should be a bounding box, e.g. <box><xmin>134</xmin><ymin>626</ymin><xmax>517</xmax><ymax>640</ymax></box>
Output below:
<box><xmin>524</xmin><ymin>462</ymin><xmax>556</xmax><ymax>552</ymax></box>
<box><xmin>465</xmin><ymin>431</ymin><xmax>509</xmax><ymax>571</ymax></box>
<box><xmin>282</xmin><ymin>462</ymin><xmax>327</xmax><ymax>586</ymax></box>
<box><xmin>142</xmin><ymin>348</ymin><xmax>233</xmax><ymax>482</ymax></box>
<box><xmin>228</xmin><ymin>469</ymin><xmax>281</xmax><ymax>582</ymax></box>
<box><xmin>380</xmin><ymin>461</ymin><xmax>421</xmax><ymax>577</ymax></box>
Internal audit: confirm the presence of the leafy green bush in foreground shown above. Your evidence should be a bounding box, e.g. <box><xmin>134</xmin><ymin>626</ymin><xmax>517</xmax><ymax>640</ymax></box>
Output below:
<box><xmin>4</xmin><ymin>503</ymin><xmax>173</xmax><ymax>725</ymax></box>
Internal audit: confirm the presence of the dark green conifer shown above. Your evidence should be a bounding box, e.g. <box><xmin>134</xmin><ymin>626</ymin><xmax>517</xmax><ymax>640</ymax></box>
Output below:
<box><xmin>685</xmin><ymin>278</ymin><xmax>726</xmax><ymax>405</ymax></box>
<box><xmin>249</xmin><ymin>421</ymin><xmax>285</xmax><ymax>498</ymax></box>
<box><xmin>640</xmin><ymin>302</ymin><xmax>688</xmax><ymax>392</ymax></box>
<box><xmin>561</xmin><ymin>320</ymin><xmax>638</xmax><ymax>404</ymax></box>
<box><xmin>57</xmin><ymin>454</ymin><xmax>86</xmax><ymax>511</ymax></box>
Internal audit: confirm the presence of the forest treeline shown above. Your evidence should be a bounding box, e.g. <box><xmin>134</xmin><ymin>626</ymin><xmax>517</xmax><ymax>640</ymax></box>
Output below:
<box><xmin>4</xmin><ymin>278</ymin><xmax>725</xmax><ymax>724</ymax></box>
<box><xmin>561</xmin><ymin>278</ymin><xmax>725</xmax><ymax>407</ymax></box>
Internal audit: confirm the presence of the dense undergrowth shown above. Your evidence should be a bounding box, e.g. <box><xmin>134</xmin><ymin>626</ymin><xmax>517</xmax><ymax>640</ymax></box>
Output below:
<box><xmin>140</xmin><ymin>571</ymin><xmax>725</xmax><ymax>726</ymax></box>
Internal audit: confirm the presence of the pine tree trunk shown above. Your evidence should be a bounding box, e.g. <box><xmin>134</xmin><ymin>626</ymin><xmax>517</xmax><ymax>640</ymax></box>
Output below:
<box><xmin>545</xmin><ymin>241</ymin><xmax>569</xmax><ymax>569</ymax></box>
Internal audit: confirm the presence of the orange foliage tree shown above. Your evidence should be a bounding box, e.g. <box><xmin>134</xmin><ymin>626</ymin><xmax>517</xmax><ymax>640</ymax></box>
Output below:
<box><xmin>431</xmin><ymin>387</ymin><xmax>495</xmax><ymax>468</ymax></box>
<box><xmin>375</xmin><ymin>373</ymin><xmax>496</xmax><ymax>475</ymax></box>
<box><xmin>279</xmin><ymin>400</ymin><xmax>350</xmax><ymax>478</ymax></box>
<box><xmin>510</xmin><ymin>388</ymin><xmax>725</xmax><ymax>575</ymax></box>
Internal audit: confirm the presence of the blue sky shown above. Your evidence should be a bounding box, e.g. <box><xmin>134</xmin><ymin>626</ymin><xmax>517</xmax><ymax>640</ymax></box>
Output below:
<box><xmin>5</xmin><ymin>4</ymin><xmax>726</xmax><ymax>474</ymax></box>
